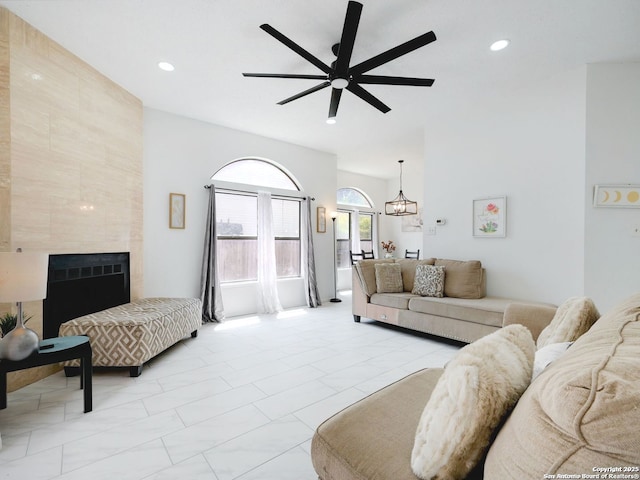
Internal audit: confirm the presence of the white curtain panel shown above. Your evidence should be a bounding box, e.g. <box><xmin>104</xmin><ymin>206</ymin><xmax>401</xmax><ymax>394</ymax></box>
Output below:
<box><xmin>372</xmin><ymin>211</ymin><xmax>379</xmax><ymax>259</ymax></box>
<box><xmin>351</xmin><ymin>209</ymin><xmax>361</xmax><ymax>253</ymax></box>
<box><xmin>257</xmin><ymin>191</ymin><xmax>282</xmax><ymax>313</ymax></box>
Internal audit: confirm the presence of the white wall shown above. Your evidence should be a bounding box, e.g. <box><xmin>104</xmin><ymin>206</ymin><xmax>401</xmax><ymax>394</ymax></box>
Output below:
<box><xmin>143</xmin><ymin>108</ymin><xmax>337</xmax><ymax>317</ymax></box>
<box><xmin>585</xmin><ymin>63</ymin><xmax>640</xmax><ymax>312</ymax></box>
<box><xmin>421</xmin><ymin>67</ymin><xmax>587</xmax><ymax>305</ymax></box>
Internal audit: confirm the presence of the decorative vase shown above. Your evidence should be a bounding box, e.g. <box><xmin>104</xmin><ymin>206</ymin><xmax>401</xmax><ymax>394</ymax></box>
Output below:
<box><xmin>384</xmin><ymin>252</ymin><xmax>394</xmax><ymax>259</ymax></box>
<box><xmin>0</xmin><ymin>318</ymin><xmax>39</xmax><ymax>361</ymax></box>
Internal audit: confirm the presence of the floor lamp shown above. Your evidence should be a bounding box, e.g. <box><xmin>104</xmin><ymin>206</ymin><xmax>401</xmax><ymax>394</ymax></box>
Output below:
<box><xmin>330</xmin><ymin>212</ymin><xmax>341</xmax><ymax>303</ymax></box>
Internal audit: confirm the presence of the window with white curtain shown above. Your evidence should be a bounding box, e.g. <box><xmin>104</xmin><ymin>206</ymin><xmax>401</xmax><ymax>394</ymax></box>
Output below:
<box><xmin>212</xmin><ymin>159</ymin><xmax>302</xmax><ymax>283</ymax></box>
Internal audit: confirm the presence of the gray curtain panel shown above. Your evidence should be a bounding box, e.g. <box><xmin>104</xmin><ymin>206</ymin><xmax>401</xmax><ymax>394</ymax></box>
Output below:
<box><xmin>302</xmin><ymin>198</ymin><xmax>321</xmax><ymax>307</ymax></box>
<box><xmin>200</xmin><ymin>185</ymin><xmax>225</xmax><ymax>322</ymax></box>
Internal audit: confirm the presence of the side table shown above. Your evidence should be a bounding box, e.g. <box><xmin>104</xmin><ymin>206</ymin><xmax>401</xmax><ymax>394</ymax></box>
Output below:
<box><xmin>0</xmin><ymin>335</ymin><xmax>92</xmax><ymax>413</ymax></box>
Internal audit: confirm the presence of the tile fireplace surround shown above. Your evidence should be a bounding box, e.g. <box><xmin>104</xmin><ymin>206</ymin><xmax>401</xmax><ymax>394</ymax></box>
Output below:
<box><xmin>1</xmin><ymin>7</ymin><xmax>143</xmax><ymax>390</ymax></box>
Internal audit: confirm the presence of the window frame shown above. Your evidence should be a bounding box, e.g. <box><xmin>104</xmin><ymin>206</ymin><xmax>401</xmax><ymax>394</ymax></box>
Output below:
<box><xmin>211</xmin><ymin>158</ymin><xmax>306</xmax><ymax>284</ymax></box>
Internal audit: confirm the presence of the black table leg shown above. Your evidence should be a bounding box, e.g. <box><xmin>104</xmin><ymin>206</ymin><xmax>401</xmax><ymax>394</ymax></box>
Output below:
<box><xmin>0</xmin><ymin>371</ymin><xmax>6</xmax><ymax>409</ymax></box>
<box><xmin>82</xmin><ymin>344</ymin><xmax>92</xmax><ymax>413</ymax></box>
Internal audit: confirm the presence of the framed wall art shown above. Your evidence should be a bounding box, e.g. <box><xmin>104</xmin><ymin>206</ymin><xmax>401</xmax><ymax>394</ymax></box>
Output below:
<box><xmin>169</xmin><ymin>193</ymin><xmax>186</xmax><ymax>229</ymax></box>
<box><xmin>593</xmin><ymin>184</ymin><xmax>640</xmax><ymax>208</ymax></box>
<box><xmin>473</xmin><ymin>196</ymin><xmax>506</xmax><ymax>237</ymax></box>
<box><xmin>317</xmin><ymin>206</ymin><xmax>326</xmax><ymax>233</ymax></box>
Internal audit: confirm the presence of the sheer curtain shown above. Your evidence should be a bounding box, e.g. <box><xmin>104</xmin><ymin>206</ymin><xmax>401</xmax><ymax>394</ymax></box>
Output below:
<box><xmin>301</xmin><ymin>198</ymin><xmax>321</xmax><ymax>307</ymax></box>
<box><xmin>372</xmin><ymin>212</ymin><xmax>380</xmax><ymax>258</ymax></box>
<box><xmin>200</xmin><ymin>185</ymin><xmax>225</xmax><ymax>322</ymax></box>
<box><xmin>350</xmin><ymin>209</ymin><xmax>361</xmax><ymax>252</ymax></box>
<box><xmin>257</xmin><ymin>191</ymin><xmax>282</xmax><ymax>313</ymax></box>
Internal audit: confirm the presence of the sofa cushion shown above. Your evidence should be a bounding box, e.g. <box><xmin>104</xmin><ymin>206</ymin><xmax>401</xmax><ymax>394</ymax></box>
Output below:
<box><xmin>375</xmin><ymin>263</ymin><xmax>404</xmax><ymax>293</ymax></box>
<box><xmin>536</xmin><ymin>296</ymin><xmax>600</xmax><ymax>348</ymax></box>
<box><xmin>312</xmin><ymin>368</ymin><xmax>444</xmax><ymax>480</ymax></box>
<box><xmin>485</xmin><ymin>292</ymin><xmax>640</xmax><ymax>477</ymax></box>
<box><xmin>396</xmin><ymin>258</ymin><xmax>436</xmax><ymax>292</ymax></box>
<box><xmin>408</xmin><ymin>296</ymin><xmax>512</xmax><ymax>328</ymax></box>
<box><xmin>370</xmin><ymin>292</ymin><xmax>415</xmax><ymax>310</ymax></box>
<box><xmin>411</xmin><ymin>324</ymin><xmax>535</xmax><ymax>479</ymax></box>
<box><xmin>412</xmin><ymin>264</ymin><xmax>445</xmax><ymax>297</ymax></box>
<box><xmin>434</xmin><ymin>259</ymin><xmax>484</xmax><ymax>299</ymax></box>
<box><xmin>354</xmin><ymin>259</ymin><xmax>395</xmax><ymax>296</ymax></box>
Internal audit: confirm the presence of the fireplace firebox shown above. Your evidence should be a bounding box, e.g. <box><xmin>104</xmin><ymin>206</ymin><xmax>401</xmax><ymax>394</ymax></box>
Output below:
<box><xmin>43</xmin><ymin>253</ymin><xmax>130</xmax><ymax>339</ymax></box>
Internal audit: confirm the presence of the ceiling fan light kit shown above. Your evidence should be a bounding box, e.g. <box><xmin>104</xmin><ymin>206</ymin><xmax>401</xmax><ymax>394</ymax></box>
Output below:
<box><xmin>385</xmin><ymin>160</ymin><xmax>418</xmax><ymax>216</ymax></box>
<box><xmin>243</xmin><ymin>1</ymin><xmax>436</xmax><ymax>122</ymax></box>
<box><xmin>490</xmin><ymin>39</ymin><xmax>510</xmax><ymax>51</ymax></box>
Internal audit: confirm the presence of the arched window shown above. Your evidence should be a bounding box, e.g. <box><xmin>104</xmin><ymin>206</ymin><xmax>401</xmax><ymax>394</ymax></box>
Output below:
<box><xmin>213</xmin><ymin>158</ymin><xmax>300</xmax><ymax>191</ymax></box>
<box><xmin>337</xmin><ymin>187</ymin><xmax>372</xmax><ymax>208</ymax></box>
<box><xmin>212</xmin><ymin>158</ymin><xmax>302</xmax><ymax>283</ymax></box>
<box><xmin>336</xmin><ymin>187</ymin><xmax>376</xmax><ymax>268</ymax></box>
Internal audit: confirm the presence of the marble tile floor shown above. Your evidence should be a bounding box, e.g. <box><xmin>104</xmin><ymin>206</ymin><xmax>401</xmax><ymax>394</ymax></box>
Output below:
<box><xmin>0</xmin><ymin>295</ymin><xmax>461</xmax><ymax>479</ymax></box>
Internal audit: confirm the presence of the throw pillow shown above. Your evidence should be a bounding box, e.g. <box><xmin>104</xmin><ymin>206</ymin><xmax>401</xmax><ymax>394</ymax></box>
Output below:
<box><xmin>374</xmin><ymin>263</ymin><xmax>403</xmax><ymax>293</ymax></box>
<box><xmin>434</xmin><ymin>259</ymin><xmax>484</xmax><ymax>299</ymax></box>
<box><xmin>536</xmin><ymin>297</ymin><xmax>600</xmax><ymax>349</ymax></box>
<box><xmin>411</xmin><ymin>324</ymin><xmax>535</xmax><ymax>480</ymax></box>
<box><xmin>412</xmin><ymin>265</ymin><xmax>445</xmax><ymax>297</ymax></box>
<box><xmin>532</xmin><ymin>342</ymin><xmax>573</xmax><ymax>380</ymax></box>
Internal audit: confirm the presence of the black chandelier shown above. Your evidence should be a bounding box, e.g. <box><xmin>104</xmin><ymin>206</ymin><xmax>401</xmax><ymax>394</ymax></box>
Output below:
<box><xmin>385</xmin><ymin>160</ymin><xmax>418</xmax><ymax>216</ymax></box>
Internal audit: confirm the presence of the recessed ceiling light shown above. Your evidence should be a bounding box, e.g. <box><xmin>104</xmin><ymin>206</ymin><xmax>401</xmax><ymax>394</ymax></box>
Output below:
<box><xmin>158</xmin><ymin>61</ymin><xmax>175</xmax><ymax>72</ymax></box>
<box><xmin>490</xmin><ymin>39</ymin><xmax>510</xmax><ymax>51</ymax></box>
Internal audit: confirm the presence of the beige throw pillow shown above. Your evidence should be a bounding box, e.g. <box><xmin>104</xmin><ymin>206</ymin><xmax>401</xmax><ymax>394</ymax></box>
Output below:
<box><xmin>434</xmin><ymin>259</ymin><xmax>484</xmax><ymax>298</ymax></box>
<box><xmin>374</xmin><ymin>263</ymin><xmax>403</xmax><ymax>293</ymax></box>
<box><xmin>411</xmin><ymin>324</ymin><xmax>535</xmax><ymax>480</ymax></box>
<box><xmin>536</xmin><ymin>296</ymin><xmax>600</xmax><ymax>349</ymax></box>
<box><xmin>412</xmin><ymin>265</ymin><xmax>445</xmax><ymax>297</ymax></box>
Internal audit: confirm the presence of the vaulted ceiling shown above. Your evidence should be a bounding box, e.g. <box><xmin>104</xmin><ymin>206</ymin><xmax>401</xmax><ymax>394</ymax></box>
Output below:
<box><xmin>2</xmin><ymin>0</ymin><xmax>640</xmax><ymax>178</ymax></box>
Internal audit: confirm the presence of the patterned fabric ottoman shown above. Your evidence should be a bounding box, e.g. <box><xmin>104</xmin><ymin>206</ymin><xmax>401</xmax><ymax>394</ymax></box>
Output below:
<box><xmin>59</xmin><ymin>297</ymin><xmax>202</xmax><ymax>377</ymax></box>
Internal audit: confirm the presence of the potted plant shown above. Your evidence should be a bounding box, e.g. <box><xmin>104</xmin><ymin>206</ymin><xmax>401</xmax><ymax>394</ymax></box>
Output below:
<box><xmin>381</xmin><ymin>240</ymin><xmax>396</xmax><ymax>258</ymax></box>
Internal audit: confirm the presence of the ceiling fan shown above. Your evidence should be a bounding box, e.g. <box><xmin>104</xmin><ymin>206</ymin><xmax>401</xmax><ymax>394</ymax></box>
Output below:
<box><xmin>242</xmin><ymin>1</ymin><xmax>436</xmax><ymax>122</ymax></box>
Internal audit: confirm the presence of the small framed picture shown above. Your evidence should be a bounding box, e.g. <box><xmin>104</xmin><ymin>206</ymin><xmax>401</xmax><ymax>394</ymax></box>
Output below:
<box><xmin>169</xmin><ymin>193</ymin><xmax>186</xmax><ymax>229</ymax></box>
<box><xmin>473</xmin><ymin>196</ymin><xmax>506</xmax><ymax>237</ymax></box>
<box><xmin>593</xmin><ymin>184</ymin><xmax>640</xmax><ymax>208</ymax></box>
<box><xmin>317</xmin><ymin>206</ymin><xmax>326</xmax><ymax>233</ymax></box>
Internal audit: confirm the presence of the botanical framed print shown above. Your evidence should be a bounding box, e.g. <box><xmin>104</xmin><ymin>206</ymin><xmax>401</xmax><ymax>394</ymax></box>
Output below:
<box><xmin>317</xmin><ymin>206</ymin><xmax>326</xmax><ymax>233</ymax></box>
<box><xmin>473</xmin><ymin>196</ymin><xmax>506</xmax><ymax>237</ymax></box>
<box><xmin>169</xmin><ymin>193</ymin><xmax>185</xmax><ymax>229</ymax></box>
<box><xmin>593</xmin><ymin>184</ymin><xmax>640</xmax><ymax>208</ymax></box>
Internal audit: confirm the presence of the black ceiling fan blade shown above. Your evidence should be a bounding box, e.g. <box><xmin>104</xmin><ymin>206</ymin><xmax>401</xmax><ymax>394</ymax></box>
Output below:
<box><xmin>260</xmin><ymin>24</ymin><xmax>332</xmax><ymax>75</ymax></box>
<box><xmin>350</xmin><ymin>31</ymin><xmax>437</xmax><ymax>75</ymax></box>
<box><xmin>277</xmin><ymin>81</ymin><xmax>331</xmax><ymax>105</ymax></box>
<box><xmin>328</xmin><ymin>88</ymin><xmax>343</xmax><ymax>118</ymax></box>
<box><xmin>243</xmin><ymin>73</ymin><xmax>328</xmax><ymax>80</ymax></box>
<box><xmin>355</xmin><ymin>74</ymin><xmax>434</xmax><ymax>87</ymax></box>
<box><xmin>346</xmin><ymin>83</ymin><xmax>391</xmax><ymax>113</ymax></box>
<box><xmin>334</xmin><ymin>1</ymin><xmax>363</xmax><ymax>79</ymax></box>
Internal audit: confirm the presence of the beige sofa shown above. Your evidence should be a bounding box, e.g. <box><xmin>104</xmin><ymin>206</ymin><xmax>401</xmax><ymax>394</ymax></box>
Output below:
<box><xmin>353</xmin><ymin>258</ymin><xmax>555</xmax><ymax>343</ymax></box>
<box><xmin>311</xmin><ymin>292</ymin><xmax>640</xmax><ymax>479</ymax></box>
